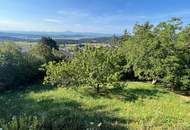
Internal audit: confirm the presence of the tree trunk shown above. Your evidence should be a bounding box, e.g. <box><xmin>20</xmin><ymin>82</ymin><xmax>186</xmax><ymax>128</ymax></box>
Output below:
<box><xmin>96</xmin><ymin>84</ymin><xmax>100</xmax><ymax>93</ymax></box>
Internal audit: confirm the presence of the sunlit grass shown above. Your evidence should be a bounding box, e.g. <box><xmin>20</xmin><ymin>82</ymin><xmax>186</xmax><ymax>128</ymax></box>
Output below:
<box><xmin>0</xmin><ymin>82</ymin><xmax>190</xmax><ymax>129</ymax></box>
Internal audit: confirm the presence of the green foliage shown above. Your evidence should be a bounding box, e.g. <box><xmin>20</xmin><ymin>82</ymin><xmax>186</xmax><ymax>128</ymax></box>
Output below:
<box><xmin>31</xmin><ymin>37</ymin><xmax>66</xmax><ymax>63</ymax></box>
<box><xmin>0</xmin><ymin>115</ymin><xmax>42</xmax><ymax>130</ymax></box>
<box><xmin>44</xmin><ymin>46</ymin><xmax>121</xmax><ymax>92</ymax></box>
<box><xmin>40</xmin><ymin>37</ymin><xmax>58</xmax><ymax>50</ymax></box>
<box><xmin>123</xmin><ymin>22</ymin><xmax>157</xmax><ymax>80</ymax></box>
<box><xmin>120</xmin><ymin>18</ymin><xmax>190</xmax><ymax>91</ymax></box>
<box><xmin>0</xmin><ymin>43</ymin><xmax>42</xmax><ymax>89</ymax></box>
<box><xmin>0</xmin><ymin>37</ymin><xmax>65</xmax><ymax>90</ymax></box>
<box><xmin>42</xmin><ymin>18</ymin><xmax>190</xmax><ymax>91</ymax></box>
<box><xmin>31</xmin><ymin>42</ymin><xmax>55</xmax><ymax>62</ymax></box>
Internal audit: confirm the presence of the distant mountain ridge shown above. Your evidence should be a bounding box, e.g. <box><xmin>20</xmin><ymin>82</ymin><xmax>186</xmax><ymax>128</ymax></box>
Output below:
<box><xmin>0</xmin><ymin>31</ymin><xmax>113</xmax><ymax>41</ymax></box>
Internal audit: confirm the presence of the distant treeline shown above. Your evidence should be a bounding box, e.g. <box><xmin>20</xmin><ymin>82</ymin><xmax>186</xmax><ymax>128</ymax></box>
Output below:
<box><xmin>56</xmin><ymin>37</ymin><xmax>112</xmax><ymax>44</ymax></box>
<box><xmin>0</xmin><ymin>36</ymin><xmax>112</xmax><ymax>44</ymax></box>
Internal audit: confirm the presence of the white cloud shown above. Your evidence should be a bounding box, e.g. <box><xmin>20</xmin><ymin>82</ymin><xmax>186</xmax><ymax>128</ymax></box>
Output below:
<box><xmin>43</xmin><ymin>18</ymin><xmax>61</xmax><ymax>23</ymax></box>
<box><xmin>4</xmin><ymin>10</ymin><xmax>190</xmax><ymax>33</ymax></box>
<box><xmin>0</xmin><ymin>19</ymin><xmax>34</xmax><ymax>31</ymax></box>
<box><xmin>0</xmin><ymin>19</ymin><xmax>62</xmax><ymax>32</ymax></box>
<box><xmin>0</xmin><ymin>19</ymin><xmax>31</xmax><ymax>27</ymax></box>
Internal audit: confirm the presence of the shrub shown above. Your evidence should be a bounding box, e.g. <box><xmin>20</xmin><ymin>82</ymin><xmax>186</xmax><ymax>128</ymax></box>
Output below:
<box><xmin>0</xmin><ymin>43</ymin><xmax>42</xmax><ymax>90</ymax></box>
<box><xmin>43</xmin><ymin>46</ymin><xmax>121</xmax><ymax>93</ymax></box>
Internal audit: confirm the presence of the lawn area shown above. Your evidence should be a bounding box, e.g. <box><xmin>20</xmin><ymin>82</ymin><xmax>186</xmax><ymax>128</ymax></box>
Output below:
<box><xmin>0</xmin><ymin>82</ymin><xmax>190</xmax><ymax>130</ymax></box>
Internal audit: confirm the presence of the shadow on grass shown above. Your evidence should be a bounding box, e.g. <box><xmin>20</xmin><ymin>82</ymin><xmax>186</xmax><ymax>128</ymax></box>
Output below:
<box><xmin>0</xmin><ymin>83</ymin><xmax>168</xmax><ymax>129</ymax></box>
<box><xmin>0</xmin><ymin>91</ymin><xmax>130</xmax><ymax>130</ymax></box>
<box><xmin>42</xmin><ymin>99</ymin><xmax>130</xmax><ymax>130</ymax></box>
<box><xmin>0</xmin><ymin>83</ymin><xmax>56</xmax><ymax>95</ymax></box>
<box><xmin>83</xmin><ymin>86</ymin><xmax>168</xmax><ymax>102</ymax></box>
<box><xmin>24</xmin><ymin>83</ymin><xmax>57</xmax><ymax>93</ymax></box>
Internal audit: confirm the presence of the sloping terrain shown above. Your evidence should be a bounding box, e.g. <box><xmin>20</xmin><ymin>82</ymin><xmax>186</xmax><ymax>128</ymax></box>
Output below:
<box><xmin>0</xmin><ymin>82</ymin><xmax>190</xmax><ymax>130</ymax></box>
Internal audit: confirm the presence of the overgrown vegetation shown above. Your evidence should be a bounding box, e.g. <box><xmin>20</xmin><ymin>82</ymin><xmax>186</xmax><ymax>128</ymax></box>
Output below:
<box><xmin>1</xmin><ymin>18</ymin><xmax>190</xmax><ymax>129</ymax></box>
<box><xmin>0</xmin><ymin>37</ymin><xmax>65</xmax><ymax>90</ymax></box>
<box><xmin>0</xmin><ymin>43</ymin><xmax>41</xmax><ymax>90</ymax></box>
<box><xmin>43</xmin><ymin>18</ymin><xmax>190</xmax><ymax>93</ymax></box>
<box><xmin>0</xmin><ymin>82</ymin><xmax>190</xmax><ymax>130</ymax></box>
<box><xmin>121</xmin><ymin>18</ymin><xmax>190</xmax><ymax>92</ymax></box>
<box><xmin>44</xmin><ymin>46</ymin><xmax>125</xmax><ymax>93</ymax></box>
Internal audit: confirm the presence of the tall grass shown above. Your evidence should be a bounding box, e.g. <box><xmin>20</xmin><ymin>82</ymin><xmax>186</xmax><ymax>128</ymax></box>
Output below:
<box><xmin>0</xmin><ymin>82</ymin><xmax>190</xmax><ymax>130</ymax></box>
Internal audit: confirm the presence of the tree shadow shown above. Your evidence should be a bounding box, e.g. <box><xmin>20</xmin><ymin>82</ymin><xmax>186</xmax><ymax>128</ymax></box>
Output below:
<box><xmin>23</xmin><ymin>83</ymin><xmax>57</xmax><ymax>93</ymax></box>
<box><xmin>0</xmin><ymin>83</ymin><xmax>56</xmax><ymax>95</ymax></box>
<box><xmin>83</xmin><ymin>86</ymin><xmax>168</xmax><ymax>102</ymax></box>
<box><xmin>0</xmin><ymin>83</ymin><xmax>168</xmax><ymax>129</ymax></box>
<box><xmin>41</xmin><ymin>99</ymin><xmax>131</xmax><ymax>130</ymax></box>
<box><xmin>0</xmin><ymin>93</ymin><xmax>130</xmax><ymax>130</ymax></box>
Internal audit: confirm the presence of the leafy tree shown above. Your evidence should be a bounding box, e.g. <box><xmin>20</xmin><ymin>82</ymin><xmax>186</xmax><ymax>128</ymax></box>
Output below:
<box><xmin>40</xmin><ymin>37</ymin><xmax>58</xmax><ymax>50</ymax></box>
<box><xmin>120</xmin><ymin>18</ymin><xmax>186</xmax><ymax>89</ymax></box>
<box><xmin>167</xmin><ymin>25</ymin><xmax>190</xmax><ymax>91</ymax></box>
<box><xmin>153</xmin><ymin>18</ymin><xmax>183</xmax><ymax>88</ymax></box>
<box><xmin>31</xmin><ymin>42</ymin><xmax>54</xmax><ymax>62</ymax></box>
<box><xmin>122</xmin><ymin>22</ymin><xmax>157</xmax><ymax>81</ymax></box>
<box><xmin>44</xmin><ymin>46</ymin><xmax>120</xmax><ymax>93</ymax></box>
<box><xmin>41</xmin><ymin>18</ymin><xmax>190</xmax><ymax>93</ymax></box>
<box><xmin>31</xmin><ymin>37</ymin><xmax>65</xmax><ymax>62</ymax></box>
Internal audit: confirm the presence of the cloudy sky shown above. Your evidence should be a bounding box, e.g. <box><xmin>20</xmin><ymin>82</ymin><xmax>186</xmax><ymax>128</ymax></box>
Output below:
<box><xmin>0</xmin><ymin>0</ymin><xmax>190</xmax><ymax>33</ymax></box>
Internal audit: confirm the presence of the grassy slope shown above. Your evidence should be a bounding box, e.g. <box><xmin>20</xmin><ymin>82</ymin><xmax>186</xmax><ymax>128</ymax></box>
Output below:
<box><xmin>0</xmin><ymin>82</ymin><xmax>190</xmax><ymax>130</ymax></box>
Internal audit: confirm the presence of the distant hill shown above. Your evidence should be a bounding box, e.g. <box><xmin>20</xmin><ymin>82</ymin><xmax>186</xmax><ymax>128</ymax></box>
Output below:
<box><xmin>0</xmin><ymin>36</ymin><xmax>23</xmax><ymax>41</ymax></box>
<box><xmin>0</xmin><ymin>31</ymin><xmax>113</xmax><ymax>41</ymax></box>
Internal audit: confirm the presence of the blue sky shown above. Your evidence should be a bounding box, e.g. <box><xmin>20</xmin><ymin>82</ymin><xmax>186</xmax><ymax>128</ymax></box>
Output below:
<box><xmin>0</xmin><ymin>0</ymin><xmax>190</xmax><ymax>34</ymax></box>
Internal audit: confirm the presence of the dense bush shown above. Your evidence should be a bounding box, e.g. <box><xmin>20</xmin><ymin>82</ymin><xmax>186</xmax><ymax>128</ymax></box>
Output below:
<box><xmin>0</xmin><ymin>37</ymin><xmax>66</xmax><ymax>90</ymax></box>
<box><xmin>44</xmin><ymin>46</ymin><xmax>123</xmax><ymax>93</ymax></box>
<box><xmin>120</xmin><ymin>18</ymin><xmax>190</xmax><ymax>91</ymax></box>
<box><xmin>43</xmin><ymin>18</ymin><xmax>190</xmax><ymax>92</ymax></box>
<box><xmin>0</xmin><ymin>43</ymin><xmax>43</xmax><ymax>90</ymax></box>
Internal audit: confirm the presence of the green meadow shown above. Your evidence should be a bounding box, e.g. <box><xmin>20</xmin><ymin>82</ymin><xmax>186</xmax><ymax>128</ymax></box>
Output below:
<box><xmin>0</xmin><ymin>82</ymin><xmax>190</xmax><ymax>130</ymax></box>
